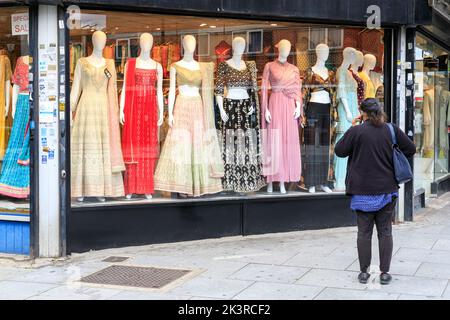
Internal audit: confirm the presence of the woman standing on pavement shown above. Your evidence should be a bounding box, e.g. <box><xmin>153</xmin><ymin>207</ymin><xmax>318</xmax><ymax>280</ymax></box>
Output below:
<box><xmin>334</xmin><ymin>98</ymin><xmax>416</xmax><ymax>285</ymax></box>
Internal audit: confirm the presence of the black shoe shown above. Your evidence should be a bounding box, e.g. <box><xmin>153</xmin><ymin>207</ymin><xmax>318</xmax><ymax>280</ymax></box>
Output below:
<box><xmin>358</xmin><ymin>272</ymin><xmax>371</xmax><ymax>284</ymax></box>
<box><xmin>380</xmin><ymin>273</ymin><xmax>392</xmax><ymax>285</ymax></box>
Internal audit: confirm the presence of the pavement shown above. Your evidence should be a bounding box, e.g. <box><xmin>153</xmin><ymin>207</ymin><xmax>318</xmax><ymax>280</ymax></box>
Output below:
<box><xmin>1</xmin><ymin>192</ymin><xmax>450</xmax><ymax>300</ymax></box>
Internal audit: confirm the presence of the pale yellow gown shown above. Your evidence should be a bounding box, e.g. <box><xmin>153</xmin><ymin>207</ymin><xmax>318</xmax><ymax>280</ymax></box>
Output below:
<box><xmin>71</xmin><ymin>58</ymin><xmax>125</xmax><ymax>198</ymax></box>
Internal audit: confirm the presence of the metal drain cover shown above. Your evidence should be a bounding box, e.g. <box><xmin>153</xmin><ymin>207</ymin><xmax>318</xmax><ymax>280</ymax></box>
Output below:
<box><xmin>102</xmin><ymin>256</ymin><xmax>129</xmax><ymax>263</ymax></box>
<box><xmin>80</xmin><ymin>265</ymin><xmax>192</xmax><ymax>289</ymax></box>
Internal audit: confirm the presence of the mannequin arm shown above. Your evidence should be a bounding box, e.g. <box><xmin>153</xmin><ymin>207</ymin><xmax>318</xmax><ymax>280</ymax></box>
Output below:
<box><xmin>11</xmin><ymin>84</ymin><xmax>19</xmax><ymax>119</ymax></box>
<box><xmin>215</xmin><ymin>95</ymin><xmax>229</xmax><ymax>122</ymax></box>
<box><xmin>294</xmin><ymin>100</ymin><xmax>302</xmax><ymax>119</ymax></box>
<box><xmin>5</xmin><ymin>80</ymin><xmax>10</xmax><ymax>117</ymax></box>
<box><xmin>215</xmin><ymin>62</ymin><xmax>229</xmax><ymax>122</ymax></box>
<box><xmin>340</xmin><ymin>97</ymin><xmax>353</xmax><ymax>122</ymax></box>
<box><xmin>423</xmin><ymin>93</ymin><xmax>431</xmax><ymax>126</ymax></box>
<box><xmin>70</xmin><ymin>62</ymin><xmax>82</xmax><ymax>125</ymax></box>
<box><xmin>261</xmin><ymin>63</ymin><xmax>271</xmax><ymax>123</ymax></box>
<box><xmin>167</xmin><ymin>66</ymin><xmax>177</xmax><ymax>127</ymax></box>
<box><xmin>156</xmin><ymin>63</ymin><xmax>164</xmax><ymax>126</ymax></box>
<box><xmin>119</xmin><ymin>62</ymin><xmax>128</xmax><ymax>125</ymax></box>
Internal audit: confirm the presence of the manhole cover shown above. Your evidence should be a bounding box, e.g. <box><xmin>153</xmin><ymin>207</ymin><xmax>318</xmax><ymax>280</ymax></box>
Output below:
<box><xmin>80</xmin><ymin>265</ymin><xmax>192</xmax><ymax>289</ymax></box>
<box><xmin>102</xmin><ymin>256</ymin><xmax>130</xmax><ymax>263</ymax></box>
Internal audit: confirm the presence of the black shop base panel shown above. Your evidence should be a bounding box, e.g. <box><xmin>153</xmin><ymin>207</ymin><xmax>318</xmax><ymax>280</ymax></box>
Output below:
<box><xmin>68</xmin><ymin>193</ymin><xmax>354</xmax><ymax>254</ymax></box>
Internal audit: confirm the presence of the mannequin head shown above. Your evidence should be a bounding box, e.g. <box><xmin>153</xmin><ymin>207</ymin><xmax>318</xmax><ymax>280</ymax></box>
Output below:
<box><xmin>352</xmin><ymin>50</ymin><xmax>364</xmax><ymax>69</ymax></box>
<box><xmin>232</xmin><ymin>37</ymin><xmax>246</xmax><ymax>56</ymax></box>
<box><xmin>182</xmin><ymin>35</ymin><xmax>197</xmax><ymax>55</ymax></box>
<box><xmin>315</xmin><ymin>43</ymin><xmax>330</xmax><ymax>62</ymax></box>
<box><xmin>92</xmin><ymin>31</ymin><xmax>107</xmax><ymax>51</ymax></box>
<box><xmin>342</xmin><ymin>47</ymin><xmax>357</xmax><ymax>66</ymax></box>
<box><xmin>140</xmin><ymin>33</ymin><xmax>154</xmax><ymax>53</ymax></box>
<box><xmin>363</xmin><ymin>54</ymin><xmax>377</xmax><ymax>71</ymax></box>
<box><xmin>277</xmin><ymin>40</ymin><xmax>292</xmax><ymax>60</ymax></box>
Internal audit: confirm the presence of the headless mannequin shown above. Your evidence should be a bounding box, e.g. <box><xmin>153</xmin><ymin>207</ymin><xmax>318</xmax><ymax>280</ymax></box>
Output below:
<box><xmin>120</xmin><ymin>33</ymin><xmax>164</xmax><ymax>200</ymax></box>
<box><xmin>216</xmin><ymin>37</ymin><xmax>254</xmax><ymax>123</ymax></box>
<box><xmin>70</xmin><ymin>31</ymin><xmax>108</xmax><ymax>203</ymax></box>
<box><xmin>338</xmin><ymin>47</ymin><xmax>357</xmax><ymax>124</ymax></box>
<box><xmin>351</xmin><ymin>51</ymin><xmax>364</xmax><ymax>74</ymax></box>
<box><xmin>310</xmin><ymin>43</ymin><xmax>331</xmax><ymax>104</ymax></box>
<box><xmin>266</xmin><ymin>40</ymin><xmax>302</xmax><ymax>194</ymax></box>
<box><xmin>168</xmin><ymin>35</ymin><xmax>201</xmax><ymax>127</ymax></box>
<box><xmin>307</xmin><ymin>44</ymin><xmax>333</xmax><ymax>194</ymax></box>
<box><xmin>11</xmin><ymin>55</ymin><xmax>29</xmax><ymax>119</ymax></box>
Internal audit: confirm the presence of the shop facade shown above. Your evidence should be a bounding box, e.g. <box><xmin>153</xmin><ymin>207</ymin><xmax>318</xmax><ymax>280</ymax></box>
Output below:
<box><xmin>0</xmin><ymin>0</ymin><xmax>446</xmax><ymax>258</ymax></box>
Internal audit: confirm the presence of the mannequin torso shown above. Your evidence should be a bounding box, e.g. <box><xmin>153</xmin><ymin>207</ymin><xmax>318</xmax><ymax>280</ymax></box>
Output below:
<box><xmin>310</xmin><ymin>65</ymin><xmax>331</xmax><ymax>104</ymax></box>
<box><xmin>224</xmin><ymin>58</ymin><xmax>250</xmax><ymax>100</ymax></box>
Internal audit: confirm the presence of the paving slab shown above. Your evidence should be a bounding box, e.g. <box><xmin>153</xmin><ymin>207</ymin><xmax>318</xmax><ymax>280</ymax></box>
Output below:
<box><xmin>0</xmin><ymin>281</ymin><xmax>57</xmax><ymax>300</ymax></box>
<box><xmin>394</xmin><ymin>248</ymin><xmax>450</xmax><ymax>264</ymax></box>
<box><xmin>228</xmin><ymin>264</ymin><xmax>310</xmax><ymax>284</ymax></box>
<box><xmin>27</xmin><ymin>285</ymin><xmax>121</xmax><ymax>300</ymax></box>
<box><xmin>347</xmin><ymin>258</ymin><xmax>421</xmax><ymax>276</ymax></box>
<box><xmin>171</xmin><ymin>277</ymin><xmax>254</xmax><ymax>300</ymax></box>
<box><xmin>415</xmin><ymin>262</ymin><xmax>450</xmax><ymax>279</ymax></box>
<box><xmin>233</xmin><ymin>282</ymin><xmax>323</xmax><ymax>300</ymax></box>
<box><xmin>314</xmin><ymin>287</ymin><xmax>399</xmax><ymax>300</ymax></box>
<box><xmin>372</xmin><ymin>275</ymin><xmax>448</xmax><ymax>297</ymax></box>
<box><xmin>295</xmin><ymin>269</ymin><xmax>367</xmax><ymax>290</ymax></box>
<box><xmin>284</xmin><ymin>253</ymin><xmax>356</xmax><ymax>271</ymax></box>
<box><xmin>432</xmin><ymin>239</ymin><xmax>450</xmax><ymax>251</ymax></box>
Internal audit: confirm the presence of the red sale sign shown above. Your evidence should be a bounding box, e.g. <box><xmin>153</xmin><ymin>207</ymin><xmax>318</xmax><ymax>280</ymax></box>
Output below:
<box><xmin>11</xmin><ymin>12</ymin><xmax>29</xmax><ymax>36</ymax></box>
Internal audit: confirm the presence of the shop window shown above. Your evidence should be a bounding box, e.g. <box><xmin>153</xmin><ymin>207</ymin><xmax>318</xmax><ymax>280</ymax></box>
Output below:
<box><xmin>68</xmin><ymin>9</ymin><xmax>386</xmax><ymax>207</ymax></box>
<box><xmin>0</xmin><ymin>6</ymin><xmax>31</xmax><ymax>253</ymax></box>
<box><xmin>414</xmin><ymin>34</ymin><xmax>449</xmax><ymax>196</ymax></box>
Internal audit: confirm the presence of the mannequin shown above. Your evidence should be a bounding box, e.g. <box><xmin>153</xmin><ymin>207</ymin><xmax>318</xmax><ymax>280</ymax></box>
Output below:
<box><xmin>262</xmin><ymin>40</ymin><xmax>302</xmax><ymax>194</ymax></box>
<box><xmin>303</xmin><ymin>43</ymin><xmax>336</xmax><ymax>194</ymax></box>
<box><xmin>70</xmin><ymin>30</ymin><xmax>125</xmax><ymax>202</ymax></box>
<box><xmin>216</xmin><ymin>37</ymin><xmax>252</xmax><ymax>122</ymax></box>
<box><xmin>0</xmin><ymin>55</ymin><xmax>30</xmax><ymax>198</ymax></box>
<box><xmin>0</xmin><ymin>52</ymin><xmax>11</xmax><ymax>160</ymax></box>
<box><xmin>153</xmin><ymin>35</ymin><xmax>224</xmax><ymax>197</ymax></box>
<box><xmin>359</xmin><ymin>54</ymin><xmax>377</xmax><ymax>99</ymax></box>
<box><xmin>215</xmin><ymin>36</ymin><xmax>266</xmax><ymax>193</ymax></box>
<box><xmin>120</xmin><ymin>33</ymin><xmax>164</xmax><ymax>200</ymax></box>
<box><xmin>350</xmin><ymin>51</ymin><xmax>366</xmax><ymax>106</ymax></box>
<box><xmin>423</xmin><ymin>76</ymin><xmax>435</xmax><ymax>158</ymax></box>
<box><xmin>334</xmin><ymin>47</ymin><xmax>359</xmax><ymax>190</ymax></box>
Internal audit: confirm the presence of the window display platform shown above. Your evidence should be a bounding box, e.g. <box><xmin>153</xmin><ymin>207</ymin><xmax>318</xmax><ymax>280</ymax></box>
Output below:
<box><xmin>68</xmin><ymin>192</ymin><xmax>354</xmax><ymax>254</ymax></box>
<box><xmin>431</xmin><ymin>173</ymin><xmax>450</xmax><ymax>197</ymax></box>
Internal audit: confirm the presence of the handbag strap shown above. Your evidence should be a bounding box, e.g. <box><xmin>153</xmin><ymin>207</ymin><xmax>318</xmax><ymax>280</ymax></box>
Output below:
<box><xmin>387</xmin><ymin>123</ymin><xmax>398</xmax><ymax>146</ymax></box>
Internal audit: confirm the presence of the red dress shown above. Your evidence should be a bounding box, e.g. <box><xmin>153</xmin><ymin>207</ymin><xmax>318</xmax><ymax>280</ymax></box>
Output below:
<box><xmin>122</xmin><ymin>59</ymin><xmax>159</xmax><ymax>195</ymax></box>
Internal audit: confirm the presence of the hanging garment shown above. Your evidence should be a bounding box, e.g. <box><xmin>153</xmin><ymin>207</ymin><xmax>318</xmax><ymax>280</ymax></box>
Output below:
<box><xmin>334</xmin><ymin>66</ymin><xmax>359</xmax><ymax>190</ymax></box>
<box><xmin>215</xmin><ymin>40</ymin><xmax>232</xmax><ymax>65</ymax></box>
<box><xmin>71</xmin><ymin>58</ymin><xmax>125</xmax><ymax>198</ymax></box>
<box><xmin>215</xmin><ymin>61</ymin><xmax>266</xmax><ymax>193</ymax></box>
<box><xmin>359</xmin><ymin>71</ymin><xmax>376</xmax><ymax>99</ymax></box>
<box><xmin>439</xmin><ymin>90</ymin><xmax>450</xmax><ymax>153</ymax></box>
<box><xmin>0</xmin><ymin>57</ymin><xmax>30</xmax><ymax>198</ymax></box>
<box><xmin>260</xmin><ymin>60</ymin><xmax>302</xmax><ymax>183</ymax></box>
<box><xmin>0</xmin><ymin>54</ymin><xmax>12</xmax><ymax>160</ymax></box>
<box><xmin>302</xmin><ymin>68</ymin><xmax>338</xmax><ymax>186</ymax></box>
<box><xmin>423</xmin><ymin>89</ymin><xmax>435</xmax><ymax>158</ymax></box>
<box><xmin>351</xmin><ymin>70</ymin><xmax>366</xmax><ymax>106</ymax></box>
<box><xmin>154</xmin><ymin>62</ymin><xmax>224</xmax><ymax>197</ymax></box>
<box><xmin>103</xmin><ymin>44</ymin><xmax>115</xmax><ymax>59</ymax></box>
<box><xmin>121</xmin><ymin>59</ymin><xmax>160</xmax><ymax>195</ymax></box>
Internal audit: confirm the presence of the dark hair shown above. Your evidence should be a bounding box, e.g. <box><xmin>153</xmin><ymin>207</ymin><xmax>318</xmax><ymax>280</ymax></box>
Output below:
<box><xmin>360</xmin><ymin>98</ymin><xmax>386</xmax><ymax>126</ymax></box>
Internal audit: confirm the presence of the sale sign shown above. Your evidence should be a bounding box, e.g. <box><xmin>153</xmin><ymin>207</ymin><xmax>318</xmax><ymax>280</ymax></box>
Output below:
<box><xmin>11</xmin><ymin>12</ymin><xmax>29</xmax><ymax>36</ymax></box>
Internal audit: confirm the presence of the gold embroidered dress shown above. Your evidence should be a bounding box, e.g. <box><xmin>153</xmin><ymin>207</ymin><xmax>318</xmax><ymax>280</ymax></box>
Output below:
<box><xmin>0</xmin><ymin>55</ymin><xmax>12</xmax><ymax>160</ymax></box>
<box><xmin>71</xmin><ymin>58</ymin><xmax>125</xmax><ymax>198</ymax></box>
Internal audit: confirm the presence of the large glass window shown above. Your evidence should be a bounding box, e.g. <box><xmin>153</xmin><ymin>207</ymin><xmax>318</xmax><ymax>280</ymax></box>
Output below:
<box><xmin>69</xmin><ymin>9</ymin><xmax>385</xmax><ymax>207</ymax></box>
<box><xmin>0</xmin><ymin>7</ymin><xmax>31</xmax><ymax>219</ymax></box>
<box><xmin>414</xmin><ymin>34</ymin><xmax>449</xmax><ymax>196</ymax></box>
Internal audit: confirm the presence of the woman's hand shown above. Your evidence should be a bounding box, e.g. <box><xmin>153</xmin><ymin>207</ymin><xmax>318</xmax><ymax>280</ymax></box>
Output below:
<box><xmin>352</xmin><ymin>114</ymin><xmax>362</xmax><ymax>126</ymax></box>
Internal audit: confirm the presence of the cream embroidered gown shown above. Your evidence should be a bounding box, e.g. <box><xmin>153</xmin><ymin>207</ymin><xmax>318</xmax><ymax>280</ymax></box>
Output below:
<box><xmin>71</xmin><ymin>58</ymin><xmax>125</xmax><ymax>198</ymax></box>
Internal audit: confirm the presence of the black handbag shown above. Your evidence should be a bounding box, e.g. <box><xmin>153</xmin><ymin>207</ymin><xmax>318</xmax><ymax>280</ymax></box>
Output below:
<box><xmin>387</xmin><ymin>123</ymin><xmax>413</xmax><ymax>184</ymax></box>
